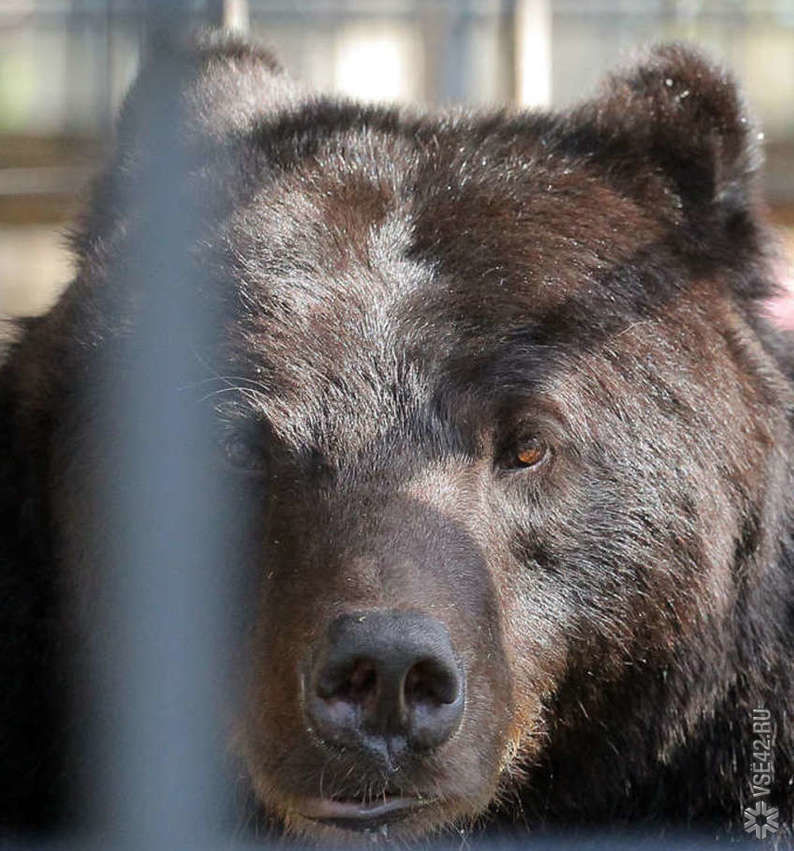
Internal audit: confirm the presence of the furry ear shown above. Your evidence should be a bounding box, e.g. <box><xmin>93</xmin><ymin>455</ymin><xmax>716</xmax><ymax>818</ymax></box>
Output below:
<box><xmin>115</xmin><ymin>30</ymin><xmax>301</xmax><ymax>153</ymax></box>
<box><xmin>574</xmin><ymin>44</ymin><xmax>762</xmax><ymax>223</ymax></box>
<box><xmin>72</xmin><ymin>32</ymin><xmax>302</xmax><ymax>278</ymax></box>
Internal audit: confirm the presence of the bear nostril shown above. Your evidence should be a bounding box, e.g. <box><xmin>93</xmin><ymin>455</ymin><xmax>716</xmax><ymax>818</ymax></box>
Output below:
<box><xmin>347</xmin><ymin>659</ymin><xmax>378</xmax><ymax>702</ymax></box>
<box><xmin>404</xmin><ymin>659</ymin><xmax>459</xmax><ymax>706</ymax></box>
<box><xmin>317</xmin><ymin>658</ymin><xmax>378</xmax><ymax>704</ymax></box>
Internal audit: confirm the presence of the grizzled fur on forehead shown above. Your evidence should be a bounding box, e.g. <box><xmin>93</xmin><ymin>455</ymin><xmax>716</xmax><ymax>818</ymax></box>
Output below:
<box><xmin>201</xmin><ymin>109</ymin><xmax>727</xmax><ymax>458</ymax></box>
<box><xmin>54</xmin><ymin>40</ymin><xmax>775</xmax><ymax>413</ymax></box>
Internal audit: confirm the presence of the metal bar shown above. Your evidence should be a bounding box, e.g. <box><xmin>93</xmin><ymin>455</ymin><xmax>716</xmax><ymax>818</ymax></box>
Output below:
<box><xmin>515</xmin><ymin>0</ymin><xmax>552</xmax><ymax>108</ymax></box>
<box><xmin>88</xmin><ymin>2</ymin><xmax>237</xmax><ymax>844</ymax></box>
<box><xmin>208</xmin><ymin>0</ymin><xmax>250</xmax><ymax>32</ymax></box>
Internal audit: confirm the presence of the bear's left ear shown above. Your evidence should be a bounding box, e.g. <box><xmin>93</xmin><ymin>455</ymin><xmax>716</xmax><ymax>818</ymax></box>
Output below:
<box><xmin>574</xmin><ymin>44</ymin><xmax>761</xmax><ymax>223</ymax></box>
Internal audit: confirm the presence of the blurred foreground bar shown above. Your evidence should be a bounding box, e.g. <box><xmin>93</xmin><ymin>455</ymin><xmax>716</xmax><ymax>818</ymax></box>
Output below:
<box><xmin>88</xmin><ymin>1</ymin><xmax>237</xmax><ymax>845</ymax></box>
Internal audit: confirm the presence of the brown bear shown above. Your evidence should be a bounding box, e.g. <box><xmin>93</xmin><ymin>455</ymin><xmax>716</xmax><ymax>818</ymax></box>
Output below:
<box><xmin>1</xmin><ymin>32</ymin><xmax>792</xmax><ymax>844</ymax></box>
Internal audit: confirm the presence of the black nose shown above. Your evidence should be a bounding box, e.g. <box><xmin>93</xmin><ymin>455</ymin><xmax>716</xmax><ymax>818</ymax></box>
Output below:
<box><xmin>305</xmin><ymin>611</ymin><xmax>465</xmax><ymax>760</ymax></box>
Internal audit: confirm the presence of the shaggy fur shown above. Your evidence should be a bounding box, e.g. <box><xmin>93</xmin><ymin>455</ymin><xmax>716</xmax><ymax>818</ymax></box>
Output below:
<box><xmin>1</xmin><ymin>33</ymin><xmax>793</xmax><ymax>843</ymax></box>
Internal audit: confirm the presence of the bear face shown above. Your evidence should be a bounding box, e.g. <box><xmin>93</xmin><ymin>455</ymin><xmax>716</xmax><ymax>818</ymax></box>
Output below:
<box><xmin>1</xmin><ymin>35</ymin><xmax>792</xmax><ymax>843</ymax></box>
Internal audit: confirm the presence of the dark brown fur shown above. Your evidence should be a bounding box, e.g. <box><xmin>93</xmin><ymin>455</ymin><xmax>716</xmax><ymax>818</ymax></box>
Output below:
<box><xmin>2</xmin><ymin>33</ymin><xmax>793</xmax><ymax>843</ymax></box>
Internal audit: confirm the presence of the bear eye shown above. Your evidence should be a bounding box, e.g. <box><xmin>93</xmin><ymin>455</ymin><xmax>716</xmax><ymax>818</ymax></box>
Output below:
<box><xmin>220</xmin><ymin>431</ymin><xmax>267</xmax><ymax>474</ymax></box>
<box><xmin>517</xmin><ymin>442</ymin><xmax>545</xmax><ymax>466</ymax></box>
<box><xmin>500</xmin><ymin>437</ymin><xmax>549</xmax><ymax>471</ymax></box>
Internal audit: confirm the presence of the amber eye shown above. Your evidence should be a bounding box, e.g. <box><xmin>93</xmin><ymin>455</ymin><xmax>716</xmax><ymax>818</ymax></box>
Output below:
<box><xmin>517</xmin><ymin>444</ymin><xmax>544</xmax><ymax>466</ymax></box>
<box><xmin>505</xmin><ymin>437</ymin><xmax>548</xmax><ymax>470</ymax></box>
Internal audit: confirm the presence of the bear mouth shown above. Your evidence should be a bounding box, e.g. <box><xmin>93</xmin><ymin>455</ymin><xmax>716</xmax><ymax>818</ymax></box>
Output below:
<box><xmin>296</xmin><ymin>794</ymin><xmax>431</xmax><ymax>832</ymax></box>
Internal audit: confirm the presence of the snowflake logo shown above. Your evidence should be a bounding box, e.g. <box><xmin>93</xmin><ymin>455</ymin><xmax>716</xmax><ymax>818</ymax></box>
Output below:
<box><xmin>744</xmin><ymin>800</ymin><xmax>779</xmax><ymax>839</ymax></box>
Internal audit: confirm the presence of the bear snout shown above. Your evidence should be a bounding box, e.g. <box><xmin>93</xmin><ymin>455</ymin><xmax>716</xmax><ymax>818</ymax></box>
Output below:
<box><xmin>304</xmin><ymin>610</ymin><xmax>465</xmax><ymax>763</ymax></box>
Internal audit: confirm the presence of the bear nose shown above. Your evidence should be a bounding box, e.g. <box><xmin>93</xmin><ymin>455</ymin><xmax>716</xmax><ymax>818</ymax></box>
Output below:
<box><xmin>306</xmin><ymin>611</ymin><xmax>465</xmax><ymax>759</ymax></box>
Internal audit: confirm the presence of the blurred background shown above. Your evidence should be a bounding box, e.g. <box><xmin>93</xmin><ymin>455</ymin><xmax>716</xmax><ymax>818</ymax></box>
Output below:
<box><xmin>1</xmin><ymin>0</ymin><xmax>793</xmax><ymax>323</ymax></box>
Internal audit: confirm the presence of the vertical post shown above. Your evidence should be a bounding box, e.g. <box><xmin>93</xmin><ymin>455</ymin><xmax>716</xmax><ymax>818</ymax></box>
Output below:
<box><xmin>514</xmin><ymin>0</ymin><xmax>552</xmax><ymax>108</ymax></box>
<box><xmin>441</xmin><ymin>0</ymin><xmax>472</xmax><ymax>103</ymax></box>
<box><xmin>102</xmin><ymin>0</ymin><xmax>115</xmax><ymax>138</ymax></box>
<box><xmin>143</xmin><ymin>0</ymin><xmax>192</xmax><ymax>49</ymax></box>
<box><xmin>88</xmin><ymin>1</ymin><xmax>235</xmax><ymax>845</ymax></box>
<box><xmin>208</xmin><ymin>0</ymin><xmax>250</xmax><ymax>33</ymax></box>
<box><xmin>65</xmin><ymin>0</ymin><xmax>86</xmax><ymax>135</ymax></box>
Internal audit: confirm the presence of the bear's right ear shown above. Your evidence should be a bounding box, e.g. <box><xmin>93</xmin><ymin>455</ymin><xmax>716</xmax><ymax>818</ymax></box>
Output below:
<box><xmin>573</xmin><ymin>44</ymin><xmax>761</xmax><ymax>225</ymax></box>
<box><xmin>72</xmin><ymin>32</ymin><xmax>303</xmax><ymax>262</ymax></box>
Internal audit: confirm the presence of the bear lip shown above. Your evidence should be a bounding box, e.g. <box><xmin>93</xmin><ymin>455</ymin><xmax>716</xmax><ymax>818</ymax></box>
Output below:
<box><xmin>296</xmin><ymin>795</ymin><xmax>430</xmax><ymax>830</ymax></box>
